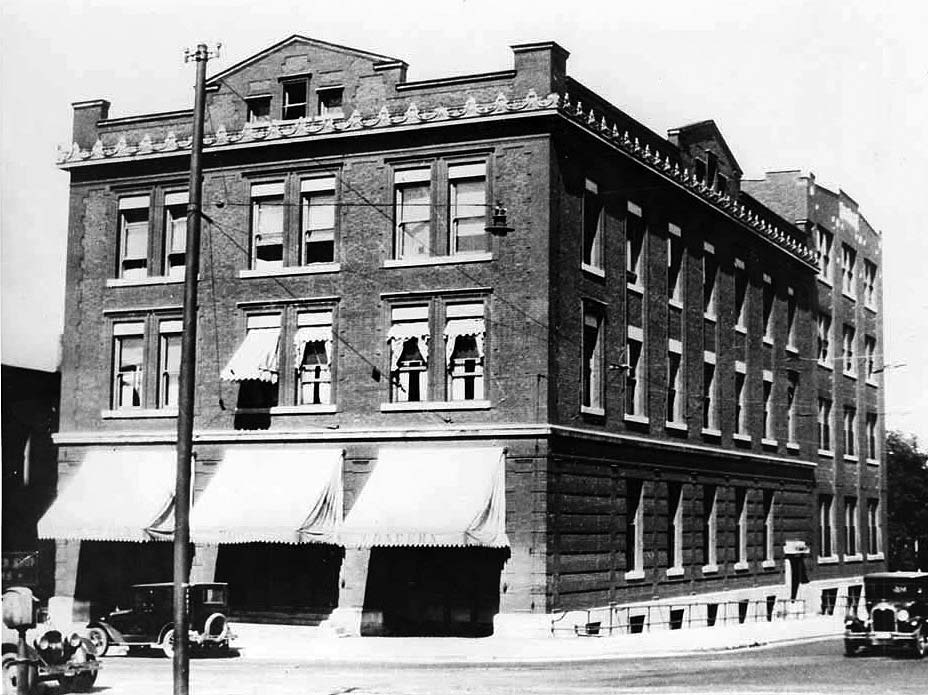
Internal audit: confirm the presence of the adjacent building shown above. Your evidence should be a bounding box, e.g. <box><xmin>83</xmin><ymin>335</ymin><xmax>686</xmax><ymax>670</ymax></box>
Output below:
<box><xmin>44</xmin><ymin>35</ymin><xmax>886</xmax><ymax>636</ymax></box>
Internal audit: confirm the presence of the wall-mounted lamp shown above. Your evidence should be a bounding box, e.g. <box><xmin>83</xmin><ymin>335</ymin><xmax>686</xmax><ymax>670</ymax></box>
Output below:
<box><xmin>485</xmin><ymin>201</ymin><xmax>513</xmax><ymax>237</ymax></box>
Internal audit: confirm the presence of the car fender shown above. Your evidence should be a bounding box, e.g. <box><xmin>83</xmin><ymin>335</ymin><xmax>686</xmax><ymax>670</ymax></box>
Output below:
<box><xmin>88</xmin><ymin>621</ymin><xmax>124</xmax><ymax>645</ymax></box>
<box><xmin>157</xmin><ymin>623</ymin><xmax>174</xmax><ymax>644</ymax></box>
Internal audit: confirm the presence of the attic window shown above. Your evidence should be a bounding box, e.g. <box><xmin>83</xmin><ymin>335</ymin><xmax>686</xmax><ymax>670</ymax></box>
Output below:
<box><xmin>282</xmin><ymin>81</ymin><xmax>307</xmax><ymax>120</ymax></box>
<box><xmin>317</xmin><ymin>87</ymin><xmax>344</xmax><ymax>118</ymax></box>
<box><xmin>716</xmin><ymin>173</ymin><xmax>728</xmax><ymax>194</ymax></box>
<box><xmin>246</xmin><ymin>96</ymin><xmax>271</xmax><ymax>123</ymax></box>
<box><xmin>694</xmin><ymin>159</ymin><xmax>706</xmax><ymax>184</ymax></box>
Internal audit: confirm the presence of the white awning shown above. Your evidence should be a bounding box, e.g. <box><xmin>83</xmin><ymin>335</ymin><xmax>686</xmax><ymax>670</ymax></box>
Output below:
<box><xmin>293</xmin><ymin>326</ymin><xmax>332</xmax><ymax>365</ymax></box>
<box><xmin>340</xmin><ymin>447</ymin><xmax>508</xmax><ymax>548</ymax></box>
<box><xmin>443</xmin><ymin>317</ymin><xmax>486</xmax><ymax>363</ymax></box>
<box><xmin>37</xmin><ymin>448</ymin><xmax>176</xmax><ymax>542</ymax></box>
<box><xmin>189</xmin><ymin>448</ymin><xmax>343</xmax><ymax>544</ymax></box>
<box><xmin>220</xmin><ymin>328</ymin><xmax>280</xmax><ymax>383</ymax></box>
<box><xmin>387</xmin><ymin>322</ymin><xmax>430</xmax><ymax>369</ymax></box>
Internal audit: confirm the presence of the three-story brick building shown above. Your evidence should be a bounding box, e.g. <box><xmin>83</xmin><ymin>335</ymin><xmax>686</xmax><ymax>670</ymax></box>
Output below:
<box><xmin>43</xmin><ymin>35</ymin><xmax>885</xmax><ymax>636</ymax></box>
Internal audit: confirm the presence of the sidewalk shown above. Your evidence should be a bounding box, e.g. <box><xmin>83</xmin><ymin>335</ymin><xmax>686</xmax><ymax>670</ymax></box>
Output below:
<box><xmin>230</xmin><ymin>614</ymin><xmax>843</xmax><ymax>665</ymax></box>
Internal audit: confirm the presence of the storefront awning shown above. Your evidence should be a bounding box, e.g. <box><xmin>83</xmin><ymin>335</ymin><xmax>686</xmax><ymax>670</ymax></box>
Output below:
<box><xmin>340</xmin><ymin>446</ymin><xmax>508</xmax><ymax>548</ymax></box>
<box><xmin>37</xmin><ymin>448</ymin><xmax>176</xmax><ymax>542</ymax></box>
<box><xmin>220</xmin><ymin>327</ymin><xmax>280</xmax><ymax>383</ymax></box>
<box><xmin>189</xmin><ymin>448</ymin><xmax>343</xmax><ymax>544</ymax></box>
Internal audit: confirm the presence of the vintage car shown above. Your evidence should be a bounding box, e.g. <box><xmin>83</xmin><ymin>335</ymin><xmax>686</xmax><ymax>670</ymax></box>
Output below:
<box><xmin>86</xmin><ymin>582</ymin><xmax>234</xmax><ymax>658</ymax></box>
<box><xmin>2</xmin><ymin>620</ymin><xmax>100</xmax><ymax>694</ymax></box>
<box><xmin>844</xmin><ymin>571</ymin><xmax>928</xmax><ymax>658</ymax></box>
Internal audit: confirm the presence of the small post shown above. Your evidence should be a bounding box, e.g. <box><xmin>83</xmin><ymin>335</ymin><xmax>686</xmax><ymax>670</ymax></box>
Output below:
<box><xmin>16</xmin><ymin>628</ymin><xmax>28</xmax><ymax>695</ymax></box>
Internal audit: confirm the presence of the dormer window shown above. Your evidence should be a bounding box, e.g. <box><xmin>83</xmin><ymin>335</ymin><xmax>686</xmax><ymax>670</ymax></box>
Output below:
<box><xmin>282</xmin><ymin>81</ymin><xmax>307</xmax><ymax>120</ymax></box>
<box><xmin>317</xmin><ymin>87</ymin><xmax>344</xmax><ymax>118</ymax></box>
<box><xmin>246</xmin><ymin>96</ymin><xmax>271</xmax><ymax>123</ymax></box>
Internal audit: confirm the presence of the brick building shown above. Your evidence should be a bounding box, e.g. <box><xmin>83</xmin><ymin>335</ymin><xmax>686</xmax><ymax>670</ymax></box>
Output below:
<box><xmin>44</xmin><ymin>35</ymin><xmax>885</xmax><ymax>636</ymax></box>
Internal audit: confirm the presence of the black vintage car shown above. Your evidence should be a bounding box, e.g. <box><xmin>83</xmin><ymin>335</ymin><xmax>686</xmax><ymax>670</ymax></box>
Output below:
<box><xmin>86</xmin><ymin>582</ymin><xmax>234</xmax><ymax>657</ymax></box>
<box><xmin>844</xmin><ymin>571</ymin><xmax>928</xmax><ymax>658</ymax></box>
<box><xmin>2</xmin><ymin>622</ymin><xmax>100</xmax><ymax>694</ymax></box>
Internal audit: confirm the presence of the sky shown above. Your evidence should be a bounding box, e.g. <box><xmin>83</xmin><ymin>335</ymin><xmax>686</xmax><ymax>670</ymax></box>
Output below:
<box><xmin>1</xmin><ymin>0</ymin><xmax>926</xmax><ymax>442</ymax></box>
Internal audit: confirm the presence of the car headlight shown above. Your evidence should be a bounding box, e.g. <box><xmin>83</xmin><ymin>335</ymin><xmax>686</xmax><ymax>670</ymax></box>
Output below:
<box><xmin>897</xmin><ymin>609</ymin><xmax>910</xmax><ymax>621</ymax></box>
<box><xmin>38</xmin><ymin>636</ymin><xmax>49</xmax><ymax>650</ymax></box>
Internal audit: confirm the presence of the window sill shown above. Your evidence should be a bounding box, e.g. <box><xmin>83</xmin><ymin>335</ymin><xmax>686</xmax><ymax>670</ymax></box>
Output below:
<box><xmin>733</xmin><ymin>561</ymin><xmax>750</xmax><ymax>572</ymax></box>
<box><xmin>626</xmin><ymin>282</ymin><xmax>644</xmax><ymax>295</ymax></box>
<box><xmin>665</xmin><ymin>567</ymin><xmax>685</xmax><ymax>578</ymax></box>
<box><xmin>866</xmin><ymin>458</ymin><xmax>880</xmax><ymax>466</ymax></box>
<box><xmin>864</xmin><ymin>303</ymin><xmax>878</xmax><ymax>314</ymax></box>
<box><xmin>844</xmin><ymin>454</ymin><xmax>859</xmax><ymax>463</ymax></box>
<box><xmin>665</xmin><ymin>421</ymin><xmax>688</xmax><ymax>433</ymax></box>
<box><xmin>817</xmin><ymin>555</ymin><xmax>839</xmax><ymax>565</ymax></box>
<box><xmin>817</xmin><ymin>361</ymin><xmax>833</xmax><ymax>371</ymax></box>
<box><xmin>701</xmin><ymin>427</ymin><xmax>721</xmax><ymax>438</ymax></box>
<box><xmin>866</xmin><ymin>552</ymin><xmax>885</xmax><ymax>561</ymax></box>
<box><xmin>732</xmin><ymin>433</ymin><xmax>752</xmax><ymax>444</ymax></box>
<box><xmin>581</xmin><ymin>263</ymin><xmax>605</xmax><ymax>279</ymax></box>
<box><xmin>239</xmin><ymin>263</ymin><xmax>340</xmax><ymax>278</ymax></box>
<box><xmin>818</xmin><ymin>448</ymin><xmax>835</xmax><ymax>458</ymax></box>
<box><xmin>844</xmin><ymin>554</ymin><xmax>863</xmax><ymax>564</ymax></box>
<box><xmin>269</xmin><ymin>404</ymin><xmax>338</xmax><ymax>415</ymax></box>
<box><xmin>624</xmin><ymin>570</ymin><xmax>645</xmax><ymax>581</ymax></box>
<box><xmin>703</xmin><ymin>312</ymin><xmax>717</xmax><ymax>322</ymax></box>
<box><xmin>865</xmin><ymin>379</ymin><xmax>879</xmax><ymax>388</ymax></box>
<box><xmin>786</xmin><ymin>344</ymin><xmax>799</xmax><ymax>355</ymax></box>
<box><xmin>761</xmin><ymin>438</ymin><xmax>778</xmax><ymax>449</ymax></box>
<box><xmin>384</xmin><ymin>252</ymin><xmax>492</xmax><ymax>269</ymax></box>
<box><xmin>668</xmin><ymin>298</ymin><xmax>684</xmax><ymax>310</ymax></box>
<box><xmin>107</xmin><ymin>276</ymin><xmax>185</xmax><ymax>287</ymax></box>
<box><xmin>382</xmin><ymin>400</ymin><xmax>491</xmax><ymax>412</ymax></box>
<box><xmin>762</xmin><ymin>336</ymin><xmax>774</xmax><ymax>346</ymax></box>
<box><xmin>843</xmin><ymin>371</ymin><xmax>858</xmax><ymax>380</ymax></box>
<box><xmin>623</xmin><ymin>413</ymin><xmax>650</xmax><ymax>425</ymax></box>
<box><xmin>734</xmin><ymin>324</ymin><xmax>747</xmax><ymax>335</ymax></box>
<box><xmin>581</xmin><ymin>405</ymin><xmax>606</xmax><ymax>417</ymax></box>
<box><xmin>787</xmin><ymin>442</ymin><xmax>800</xmax><ymax>452</ymax></box>
<box><xmin>101</xmin><ymin>408</ymin><xmax>177</xmax><ymax>419</ymax></box>
<box><xmin>761</xmin><ymin>559</ymin><xmax>776</xmax><ymax>570</ymax></box>
<box><xmin>817</xmin><ymin>275</ymin><xmax>833</xmax><ymax>288</ymax></box>
<box><xmin>842</xmin><ymin>291</ymin><xmax>857</xmax><ymax>302</ymax></box>
<box><xmin>701</xmin><ymin>564</ymin><xmax>719</xmax><ymax>575</ymax></box>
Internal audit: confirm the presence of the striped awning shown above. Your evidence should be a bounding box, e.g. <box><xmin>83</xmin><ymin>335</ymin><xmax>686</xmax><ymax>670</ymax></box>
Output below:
<box><xmin>340</xmin><ymin>446</ymin><xmax>508</xmax><ymax>548</ymax></box>
<box><xmin>38</xmin><ymin>448</ymin><xmax>176</xmax><ymax>542</ymax></box>
<box><xmin>189</xmin><ymin>448</ymin><xmax>343</xmax><ymax>544</ymax></box>
<box><xmin>220</xmin><ymin>328</ymin><xmax>280</xmax><ymax>383</ymax></box>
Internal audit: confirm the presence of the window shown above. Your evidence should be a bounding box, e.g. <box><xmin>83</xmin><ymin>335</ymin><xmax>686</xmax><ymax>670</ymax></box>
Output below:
<box><xmin>786</xmin><ymin>371</ymin><xmax>799</xmax><ymax>444</ymax></box>
<box><xmin>582</xmin><ymin>179</ymin><xmax>604</xmax><ymax>271</ymax></box>
<box><xmin>668</xmin><ymin>482</ymin><xmax>683</xmax><ymax>570</ymax></box>
<box><xmin>282</xmin><ymin>81</ymin><xmax>307</xmax><ymax>120</ymax></box>
<box><xmin>735</xmin><ymin>488</ymin><xmax>748</xmax><ymax>564</ymax></box>
<box><xmin>317</xmin><ymin>87</ymin><xmax>344</xmax><ymax>118</ymax></box>
<box><xmin>702</xmin><ymin>485</ymin><xmax>718</xmax><ymax>567</ymax></box>
<box><xmin>842</xmin><ymin>325</ymin><xmax>856</xmax><ymax>376</ymax></box>
<box><xmin>394</xmin><ymin>168</ymin><xmax>432</xmax><ymax>259</ymax></box>
<box><xmin>816</xmin><ymin>227</ymin><xmax>833</xmax><ymax>281</ymax></box>
<box><xmin>667</xmin><ymin>225</ymin><xmax>683</xmax><ymax>303</ymax></box>
<box><xmin>866</xmin><ymin>413</ymin><xmax>878</xmax><ymax>460</ymax></box>
<box><xmin>763</xmin><ymin>490</ymin><xmax>775</xmax><ymax>563</ymax></box>
<box><xmin>445</xmin><ymin>302</ymin><xmax>486</xmax><ymax>401</ymax></box>
<box><xmin>863</xmin><ymin>260</ymin><xmax>877</xmax><ymax>308</ymax></box>
<box><xmin>449</xmin><ymin>163</ymin><xmax>487</xmax><ymax>255</ymax></box>
<box><xmin>626</xmin><ymin>479</ymin><xmax>644</xmax><ymax>573</ymax></box>
<box><xmin>734</xmin><ymin>261</ymin><xmax>747</xmax><ymax>330</ymax></box>
<box><xmin>818</xmin><ymin>398</ymin><xmax>832</xmax><ymax>451</ymax></box>
<box><xmin>703</xmin><ymin>356</ymin><xmax>717</xmax><ymax>430</ymax></box>
<box><xmin>388</xmin><ymin>305</ymin><xmax>430</xmax><ymax>403</ymax></box>
<box><xmin>163</xmin><ymin>192</ymin><xmax>187</xmax><ymax>278</ymax></box>
<box><xmin>667</xmin><ymin>346</ymin><xmax>684</xmax><ymax>424</ymax></box>
<box><xmin>819</xmin><ymin>494</ymin><xmax>834</xmax><ymax>557</ymax></box>
<box><xmin>864</xmin><ymin>336</ymin><xmax>876</xmax><ymax>382</ymax></box>
<box><xmin>762</xmin><ymin>375</ymin><xmax>774</xmax><ymax>440</ymax></box>
<box><xmin>841</xmin><ymin>244</ymin><xmax>856</xmax><ymax>297</ymax></box>
<box><xmin>582</xmin><ymin>304</ymin><xmax>604</xmax><ymax>411</ymax></box>
<box><xmin>294</xmin><ymin>310</ymin><xmax>333</xmax><ymax>405</ymax></box>
<box><xmin>157</xmin><ymin>320</ymin><xmax>182</xmax><ymax>409</ymax></box>
<box><xmin>225</xmin><ymin>313</ymin><xmax>281</xmax><ymax>411</ymax></box>
<box><xmin>844</xmin><ymin>407</ymin><xmax>857</xmax><ymax>457</ymax></box>
<box><xmin>300</xmin><ymin>177</ymin><xmax>336</xmax><ymax>264</ymax></box>
<box><xmin>762</xmin><ymin>275</ymin><xmax>774</xmax><ymax>341</ymax></box>
<box><xmin>734</xmin><ymin>370</ymin><xmax>747</xmax><ymax>436</ymax></box>
<box><xmin>251</xmin><ymin>182</ymin><xmax>285</xmax><ymax>269</ymax></box>
<box><xmin>118</xmin><ymin>195</ymin><xmax>150</xmax><ymax>279</ymax></box>
<box><xmin>703</xmin><ymin>247</ymin><xmax>717</xmax><ymax>318</ymax></box>
<box><xmin>112</xmin><ymin>322</ymin><xmax>145</xmax><ymax>409</ymax></box>
<box><xmin>626</xmin><ymin>203</ymin><xmax>644</xmax><ymax>286</ymax></box>
<box><xmin>246</xmin><ymin>96</ymin><xmax>271</xmax><ymax>122</ymax></box>
<box><xmin>625</xmin><ymin>328</ymin><xmax>644</xmax><ymax>417</ymax></box>
<box><xmin>845</xmin><ymin>497</ymin><xmax>858</xmax><ymax>556</ymax></box>
<box><xmin>786</xmin><ymin>287</ymin><xmax>797</xmax><ymax>349</ymax></box>
<box><xmin>817</xmin><ymin>313</ymin><xmax>832</xmax><ymax>366</ymax></box>
<box><xmin>867</xmin><ymin>499</ymin><xmax>881</xmax><ymax>555</ymax></box>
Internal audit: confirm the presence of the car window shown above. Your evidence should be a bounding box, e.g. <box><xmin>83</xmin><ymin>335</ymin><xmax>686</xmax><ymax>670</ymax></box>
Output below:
<box><xmin>203</xmin><ymin>588</ymin><xmax>226</xmax><ymax>603</ymax></box>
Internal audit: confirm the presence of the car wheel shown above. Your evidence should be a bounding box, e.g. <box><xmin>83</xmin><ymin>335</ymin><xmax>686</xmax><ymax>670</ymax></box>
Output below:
<box><xmin>843</xmin><ymin>642</ymin><xmax>859</xmax><ymax>657</ymax></box>
<box><xmin>87</xmin><ymin>626</ymin><xmax>110</xmax><ymax>657</ymax></box>
<box><xmin>914</xmin><ymin>630</ymin><xmax>927</xmax><ymax>659</ymax></box>
<box><xmin>160</xmin><ymin>628</ymin><xmax>175</xmax><ymax>659</ymax></box>
<box><xmin>3</xmin><ymin>655</ymin><xmax>37</xmax><ymax>695</ymax></box>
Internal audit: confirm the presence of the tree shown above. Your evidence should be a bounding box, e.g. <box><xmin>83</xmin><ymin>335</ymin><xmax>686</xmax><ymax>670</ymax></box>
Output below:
<box><xmin>886</xmin><ymin>431</ymin><xmax>928</xmax><ymax>571</ymax></box>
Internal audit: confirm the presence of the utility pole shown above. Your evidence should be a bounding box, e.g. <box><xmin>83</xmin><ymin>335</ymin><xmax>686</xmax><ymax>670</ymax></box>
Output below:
<box><xmin>174</xmin><ymin>42</ymin><xmax>214</xmax><ymax>695</ymax></box>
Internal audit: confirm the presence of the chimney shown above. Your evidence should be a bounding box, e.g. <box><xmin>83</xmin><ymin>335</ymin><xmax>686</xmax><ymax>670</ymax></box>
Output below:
<box><xmin>71</xmin><ymin>99</ymin><xmax>110</xmax><ymax>150</ymax></box>
<box><xmin>511</xmin><ymin>41</ymin><xmax>569</xmax><ymax>95</ymax></box>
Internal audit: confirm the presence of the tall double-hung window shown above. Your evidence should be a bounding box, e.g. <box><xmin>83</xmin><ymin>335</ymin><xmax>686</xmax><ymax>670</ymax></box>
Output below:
<box><xmin>626</xmin><ymin>203</ymin><xmax>645</xmax><ymax>287</ymax></box>
<box><xmin>163</xmin><ymin>192</ymin><xmax>188</xmax><ymax>279</ymax></box>
<box><xmin>294</xmin><ymin>310</ymin><xmax>333</xmax><ymax>405</ymax></box>
<box><xmin>250</xmin><ymin>182</ymin><xmax>285</xmax><ymax>269</ymax></box>
<box><xmin>702</xmin><ymin>485</ymin><xmax>718</xmax><ymax>568</ymax></box>
<box><xmin>444</xmin><ymin>302</ymin><xmax>486</xmax><ymax>401</ymax></box>
<box><xmin>842</xmin><ymin>244</ymin><xmax>857</xmax><ymax>298</ymax></box>
<box><xmin>449</xmin><ymin>163</ymin><xmax>487</xmax><ymax>255</ymax></box>
<box><xmin>816</xmin><ymin>227</ymin><xmax>833</xmax><ymax>282</ymax></box>
<box><xmin>626</xmin><ymin>326</ymin><xmax>644</xmax><ymax>417</ymax></box>
<box><xmin>118</xmin><ymin>195</ymin><xmax>150</xmax><ymax>279</ymax></box>
<box><xmin>394</xmin><ymin>168</ymin><xmax>432</xmax><ymax>259</ymax></box>
<box><xmin>626</xmin><ymin>479</ymin><xmax>645</xmax><ymax>575</ymax></box>
<box><xmin>582</xmin><ymin>179</ymin><xmax>604</xmax><ymax>272</ymax></box>
<box><xmin>112</xmin><ymin>322</ymin><xmax>145</xmax><ymax>409</ymax></box>
<box><xmin>819</xmin><ymin>494</ymin><xmax>835</xmax><ymax>557</ymax></box>
<box><xmin>582</xmin><ymin>304</ymin><xmax>604</xmax><ymax>412</ymax></box>
<box><xmin>388</xmin><ymin>305</ymin><xmax>430</xmax><ymax>402</ymax></box>
<box><xmin>300</xmin><ymin>177</ymin><xmax>336</xmax><ymax>264</ymax></box>
<box><xmin>157</xmin><ymin>320</ymin><xmax>182</xmax><ymax>409</ymax></box>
